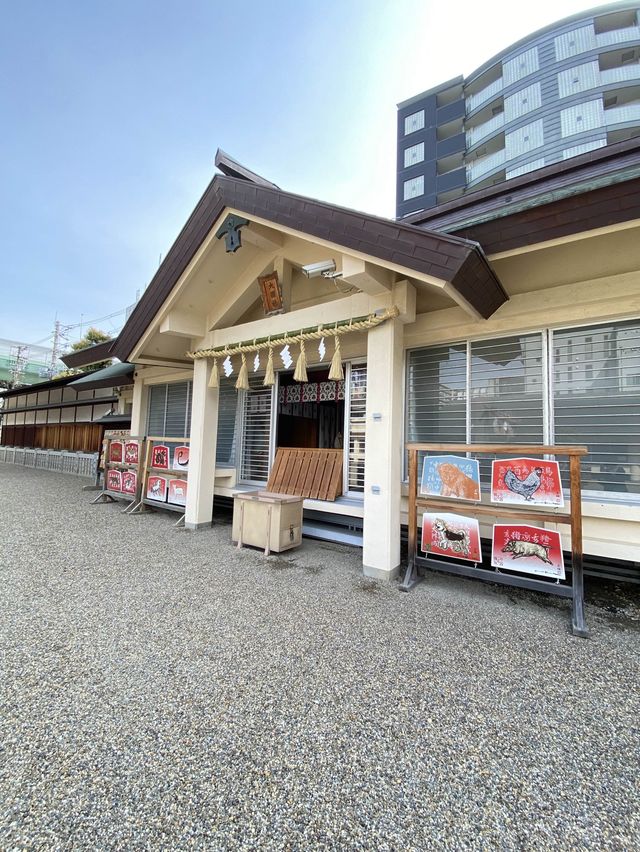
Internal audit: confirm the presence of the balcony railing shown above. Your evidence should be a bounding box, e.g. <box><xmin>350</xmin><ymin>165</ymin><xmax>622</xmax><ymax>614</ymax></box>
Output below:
<box><xmin>466</xmin><ymin>148</ymin><xmax>506</xmax><ymax>182</ymax></box>
<box><xmin>465</xmin><ymin>112</ymin><xmax>505</xmax><ymax>147</ymax></box>
<box><xmin>465</xmin><ymin>77</ymin><xmax>503</xmax><ymax>113</ymax></box>
<box><xmin>605</xmin><ymin>102</ymin><xmax>640</xmax><ymax>124</ymax></box>
<box><xmin>596</xmin><ymin>26</ymin><xmax>640</xmax><ymax>48</ymax></box>
<box><xmin>600</xmin><ymin>64</ymin><xmax>640</xmax><ymax>85</ymax></box>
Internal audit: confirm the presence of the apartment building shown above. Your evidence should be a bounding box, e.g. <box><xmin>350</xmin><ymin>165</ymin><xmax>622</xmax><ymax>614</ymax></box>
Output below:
<box><xmin>396</xmin><ymin>1</ymin><xmax>640</xmax><ymax>216</ymax></box>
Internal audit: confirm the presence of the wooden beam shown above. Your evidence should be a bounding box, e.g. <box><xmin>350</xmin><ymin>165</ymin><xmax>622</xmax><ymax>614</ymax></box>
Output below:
<box><xmin>159</xmin><ymin>311</ymin><xmax>206</xmax><ymax>338</ymax></box>
<box><xmin>242</xmin><ymin>222</ymin><xmax>284</xmax><ymax>252</ymax></box>
<box><xmin>207</xmin><ymin>250</ymin><xmax>279</xmax><ymax>330</ymax></box>
<box><xmin>341</xmin><ymin>256</ymin><xmax>393</xmax><ymax>295</ymax></box>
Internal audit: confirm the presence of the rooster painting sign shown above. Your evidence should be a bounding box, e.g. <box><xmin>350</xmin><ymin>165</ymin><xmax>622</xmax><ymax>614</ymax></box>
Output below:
<box><xmin>491</xmin><ymin>458</ymin><xmax>564</xmax><ymax>507</ymax></box>
<box><xmin>492</xmin><ymin>523</ymin><xmax>565</xmax><ymax>580</ymax></box>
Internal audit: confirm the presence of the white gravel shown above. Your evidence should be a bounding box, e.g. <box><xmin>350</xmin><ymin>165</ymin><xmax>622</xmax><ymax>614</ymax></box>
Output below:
<box><xmin>1</xmin><ymin>463</ymin><xmax>639</xmax><ymax>850</ymax></box>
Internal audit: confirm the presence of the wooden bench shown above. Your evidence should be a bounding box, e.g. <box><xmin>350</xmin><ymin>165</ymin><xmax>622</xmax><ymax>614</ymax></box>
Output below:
<box><xmin>266</xmin><ymin>448</ymin><xmax>343</xmax><ymax>501</ymax></box>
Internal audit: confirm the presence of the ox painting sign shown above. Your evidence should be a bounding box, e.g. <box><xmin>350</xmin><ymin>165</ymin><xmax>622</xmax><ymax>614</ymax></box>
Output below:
<box><xmin>421</xmin><ymin>512</ymin><xmax>482</xmax><ymax>563</ymax></box>
<box><xmin>420</xmin><ymin>455</ymin><xmax>481</xmax><ymax>502</ymax></box>
<box><xmin>491</xmin><ymin>458</ymin><xmax>564</xmax><ymax>507</ymax></box>
<box><xmin>491</xmin><ymin>524</ymin><xmax>565</xmax><ymax>579</ymax></box>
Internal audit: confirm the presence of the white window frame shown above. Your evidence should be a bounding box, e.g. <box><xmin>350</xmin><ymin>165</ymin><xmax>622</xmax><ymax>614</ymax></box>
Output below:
<box><xmin>404</xmin><ymin>109</ymin><xmax>425</xmax><ymax>135</ymax></box>
<box><xmin>403</xmin><ymin>317</ymin><xmax>640</xmax><ymax>504</ymax></box>
<box><xmin>403</xmin><ymin>175</ymin><xmax>425</xmax><ymax>201</ymax></box>
<box><xmin>404</xmin><ymin>141</ymin><xmax>425</xmax><ymax>168</ymax></box>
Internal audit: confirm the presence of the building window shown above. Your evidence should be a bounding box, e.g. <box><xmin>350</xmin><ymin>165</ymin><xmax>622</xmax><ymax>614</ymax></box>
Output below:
<box><xmin>407</xmin><ymin>319</ymin><xmax>640</xmax><ymax>497</ymax></box>
<box><xmin>403</xmin><ymin>175</ymin><xmax>424</xmax><ymax>200</ymax></box>
<box><xmin>147</xmin><ymin>381</ymin><xmax>192</xmax><ymax>438</ymax></box>
<box><xmin>404</xmin><ymin>142</ymin><xmax>425</xmax><ymax>168</ymax></box>
<box><xmin>404</xmin><ymin>109</ymin><xmax>425</xmax><ymax>135</ymax></box>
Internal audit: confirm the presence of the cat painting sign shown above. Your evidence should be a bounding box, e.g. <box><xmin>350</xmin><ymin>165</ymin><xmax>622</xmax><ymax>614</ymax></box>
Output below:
<box><xmin>420</xmin><ymin>455</ymin><xmax>481</xmax><ymax>502</ymax></box>
<box><xmin>421</xmin><ymin>512</ymin><xmax>481</xmax><ymax>563</ymax></box>
<box><xmin>492</xmin><ymin>523</ymin><xmax>565</xmax><ymax>580</ymax></box>
<box><xmin>491</xmin><ymin>458</ymin><xmax>564</xmax><ymax>507</ymax></box>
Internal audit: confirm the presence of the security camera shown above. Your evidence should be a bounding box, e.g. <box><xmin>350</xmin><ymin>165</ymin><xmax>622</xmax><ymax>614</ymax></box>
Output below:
<box><xmin>301</xmin><ymin>259</ymin><xmax>336</xmax><ymax>278</ymax></box>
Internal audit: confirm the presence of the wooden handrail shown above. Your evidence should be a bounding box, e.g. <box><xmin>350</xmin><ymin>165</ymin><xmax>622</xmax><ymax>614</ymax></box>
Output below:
<box><xmin>406</xmin><ymin>442</ymin><xmax>588</xmax><ymax>456</ymax></box>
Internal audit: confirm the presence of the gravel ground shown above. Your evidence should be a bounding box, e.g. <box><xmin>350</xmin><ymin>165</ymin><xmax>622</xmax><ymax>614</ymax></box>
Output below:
<box><xmin>1</xmin><ymin>463</ymin><xmax>639</xmax><ymax>851</ymax></box>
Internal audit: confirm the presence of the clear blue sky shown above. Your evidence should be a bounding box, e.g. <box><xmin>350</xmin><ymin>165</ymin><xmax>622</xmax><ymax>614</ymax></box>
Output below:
<box><xmin>0</xmin><ymin>0</ymin><xmax>610</xmax><ymax>347</ymax></box>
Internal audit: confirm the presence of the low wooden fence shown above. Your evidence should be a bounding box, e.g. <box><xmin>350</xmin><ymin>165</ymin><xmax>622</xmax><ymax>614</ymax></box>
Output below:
<box><xmin>0</xmin><ymin>446</ymin><xmax>98</xmax><ymax>479</ymax></box>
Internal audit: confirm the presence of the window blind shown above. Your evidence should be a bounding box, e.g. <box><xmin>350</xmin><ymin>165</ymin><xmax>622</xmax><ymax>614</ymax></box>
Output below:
<box><xmin>552</xmin><ymin>319</ymin><xmax>640</xmax><ymax>495</ymax></box>
<box><xmin>347</xmin><ymin>364</ymin><xmax>367</xmax><ymax>493</ymax></box>
<box><xmin>240</xmin><ymin>377</ymin><xmax>273</xmax><ymax>483</ymax></box>
<box><xmin>216</xmin><ymin>379</ymin><xmax>239</xmax><ymax>466</ymax></box>
<box><xmin>146</xmin><ymin>381</ymin><xmax>192</xmax><ymax>438</ymax></box>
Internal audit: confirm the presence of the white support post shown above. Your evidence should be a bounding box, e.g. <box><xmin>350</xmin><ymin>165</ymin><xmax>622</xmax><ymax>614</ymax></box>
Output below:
<box><xmin>130</xmin><ymin>376</ymin><xmax>149</xmax><ymax>437</ymax></box>
<box><xmin>185</xmin><ymin>358</ymin><xmax>219</xmax><ymax>529</ymax></box>
<box><xmin>362</xmin><ymin>318</ymin><xmax>403</xmax><ymax>580</ymax></box>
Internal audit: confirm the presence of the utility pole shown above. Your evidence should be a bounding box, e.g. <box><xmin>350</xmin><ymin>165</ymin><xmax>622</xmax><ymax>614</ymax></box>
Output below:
<box><xmin>48</xmin><ymin>320</ymin><xmax>70</xmax><ymax>378</ymax></box>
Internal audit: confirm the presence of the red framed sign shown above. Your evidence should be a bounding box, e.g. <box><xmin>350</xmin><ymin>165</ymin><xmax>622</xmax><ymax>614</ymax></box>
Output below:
<box><xmin>106</xmin><ymin>469</ymin><xmax>122</xmax><ymax>492</ymax></box>
<box><xmin>147</xmin><ymin>476</ymin><xmax>168</xmax><ymax>502</ymax></box>
<box><xmin>168</xmin><ymin>478</ymin><xmax>188</xmax><ymax>506</ymax></box>
<box><xmin>124</xmin><ymin>441</ymin><xmax>139</xmax><ymax>465</ymax></box>
<box><xmin>491</xmin><ymin>458</ymin><xmax>564</xmax><ymax>507</ymax></box>
<box><xmin>491</xmin><ymin>524</ymin><xmax>565</xmax><ymax>580</ymax></box>
<box><xmin>151</xmin><ymin>445</ymin><xmax>170</xmax><ymax>470</ymax></box>
<box><xmin>421</xmin><ymin>512</ymin><xmax>482</xmax><ymax>563</ymax></box>
<box><xmin>109</xmin><ymin>441</ymin><xmax>123</xmax><ymax>464</ymax></box>
<box><xmin>121</xmin><ymin>470</ymin><xmax>137</xmax><ymax>495</ymax></box>
<box><xmin>172</xmin><ymin>446</ymin><xmax>189</xmax><ymax>472</ymax></box>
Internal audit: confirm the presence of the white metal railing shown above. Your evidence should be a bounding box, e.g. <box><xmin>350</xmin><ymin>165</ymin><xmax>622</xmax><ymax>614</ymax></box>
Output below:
<box><xmin>465</xmin><ymin>77</ymin><xmax>503</xmax><ymax>113</ymax></box>
<box><xmin>596</xmin><ymin>26</ymin><xmax>640</xmax><ymax>48</ymax></box>
<box><xmin>605</xmin><ymin>102</ymin><xmax>640</xmax><ymax>125</ymax></box>
<box><xmin>465</xmin><ymin>112</ymin><xmax>505</xmax><ymax>147</ymax></box>
<box><xmin>466</xmin><ymin>148</ymin><xmax>506</xmax><ymax>182</ymax></box>
<box><xmin>600</xmin><ymin>64</ymin><xmax>640</xmax><ymax>85</ymax></box>
<box><xmin>0</xmin><ymin>446</ymin><xmax>98</xmax><ymax>478</ymax></box>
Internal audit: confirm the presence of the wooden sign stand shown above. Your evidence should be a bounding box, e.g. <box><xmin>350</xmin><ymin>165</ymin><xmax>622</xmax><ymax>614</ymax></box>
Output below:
<box><xmin>402</xmin><ymin>442</ymin><xmax>589</xmax><ymax>638</ymax></box>
<box><xmin>91</xmin><ymin>433</ymin><xmax>145</xmax><ymax>513</ymax></box>
<box><xmin>129</xmin><ymin>436</ymin><xmax>191</xmax><ymax>527</ymax></box>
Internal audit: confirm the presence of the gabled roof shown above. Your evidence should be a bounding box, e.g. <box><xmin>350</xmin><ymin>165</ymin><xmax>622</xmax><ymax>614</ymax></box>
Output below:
<box><xmin>406</xmin><ymin>136</ymin><xmax>640</xmax><ymax>254</ymax></box>
<box><xmin>112</xmin><ymin>176</ymin><xmax>507</xmax><ymax>361</ymax></box>
<box><xmin>61</xmin><ymin>338</ymin><xmax>115</xmax><ymax>368</ymax></box>
<box><xmin>68</xmin><ymin>362</ymin><xmax>134</xmax><ymax>391</ymax></box>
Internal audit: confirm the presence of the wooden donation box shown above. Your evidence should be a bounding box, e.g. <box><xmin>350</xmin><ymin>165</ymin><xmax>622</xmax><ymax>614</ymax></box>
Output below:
<box><xmin>232</xmin><ymin>491</ymin><xmax>304</xmax><ymax>556</ymax></box>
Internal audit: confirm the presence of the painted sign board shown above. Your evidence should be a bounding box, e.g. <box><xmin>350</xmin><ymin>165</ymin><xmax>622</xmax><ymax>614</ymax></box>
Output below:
<box><xmin>109</xmin><ymin>441</ymin><xmax>123</xmax><ymax>463</ymax></box>
<box><xmin>124</xmin><ymin>441</ymin><xmax>139</xmax><ymax>465</ymax></box>
<box><xmin>491</xmin><ymin>524</ymin><xmax>565</xmax><ymax>580</ymax></box>
<box><xmin>420</xmin><ymin>455</ymin><xmax>481</xmax><ymax>501</ymax></box>
<box><xmin>491</xmin><ymin>458</ymin><xmax>564</xmax><ymax>507</ymax></box>
<box><xmin>168</xmin><ymin>478</ymin><xmax>188</xmax><ymax>506</ymax></box>
<box><xmin>151</xmin><ymin>445</ymin><xmax>170</xmax><ymax>470</ymax></box>
<box><xmin>122</xmin><ymin>471</ymin><xmax>137</xmax><ymax>495</ymax></box>
<box><xmin>172</xmin><ymin>446</ymin><xmax>189</xmax><ymax>472</ymax></box>
<box><xmin>421</xmin><ymin>512</ymin><xmax>482</xmax><ymax>563</ymax></box>
<box><xmin>106</xmin><ymin>469</ymin><xmax>122</xmax><ymax>492</ymax></box>
<box><xmin>147</xmin><ymin>476</ymin><xmax>168</xmax><ymax>502</ymax></box>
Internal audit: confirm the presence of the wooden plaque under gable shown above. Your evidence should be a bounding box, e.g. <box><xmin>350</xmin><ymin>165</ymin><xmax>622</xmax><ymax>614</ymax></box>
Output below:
<box><xmin>258</xmin><ymin>271</ymin><xmax>283</xmax><ymax>315</ymax></box>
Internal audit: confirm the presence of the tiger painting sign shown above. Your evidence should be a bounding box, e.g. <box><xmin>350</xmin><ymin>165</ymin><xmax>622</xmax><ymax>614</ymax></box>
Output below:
<box><xmin>420</xmin><ymin>455</ymin><xmax>481</xmax><ymax>502</ymax></box>
<box><xmin>421</xmin><ymin>512</ymin><xmax>481</xmax><ymax>563</ymax></box>
<box><xmin>491</xmin><ymin>458</ymin><xmax>564</xmax><ymax>507</ymax></box>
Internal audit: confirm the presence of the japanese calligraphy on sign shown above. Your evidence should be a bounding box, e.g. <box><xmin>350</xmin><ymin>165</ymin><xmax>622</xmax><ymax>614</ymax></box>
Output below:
<box><xmin>491</xmin><ymin>458</ymin><xmax>564</xmax><ymax>507</ymax></box>
<box><xmin>491</xmin><ymin>523</ymin><xmax>565</xmax><ymax>579</ymax></box>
